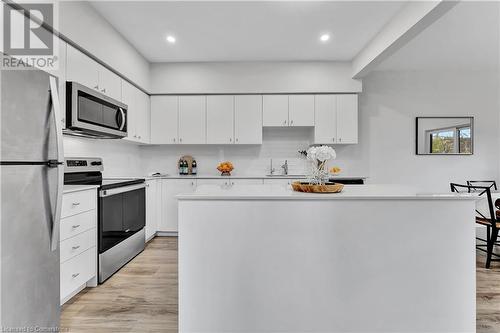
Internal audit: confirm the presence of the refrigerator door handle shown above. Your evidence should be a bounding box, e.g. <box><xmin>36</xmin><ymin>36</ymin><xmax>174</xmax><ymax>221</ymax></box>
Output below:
<box><xmin>49</xmin><ymin>76</ymin><xmax>64</xmax><ymax>251</ymax></box>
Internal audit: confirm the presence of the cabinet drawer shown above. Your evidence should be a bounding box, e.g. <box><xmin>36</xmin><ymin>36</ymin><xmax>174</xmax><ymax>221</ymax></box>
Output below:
<box><xmin>60</xmin><ymin>210</ymin><xmax>96</xmax><ymax>241</ymax></box>
<box><xmin>60</xmin><ymin>248</ymin><xmax>96</xmax><ymax>301</ymax></box>
<box><xmin>62</xmin><ymin>190</ymin><xmax>96</xmax><ymax>218</ymax></box>
<box><xmin>60</xmin><ymin>228</ymin><xmax>96</xmax><ymax>263</ymax></box>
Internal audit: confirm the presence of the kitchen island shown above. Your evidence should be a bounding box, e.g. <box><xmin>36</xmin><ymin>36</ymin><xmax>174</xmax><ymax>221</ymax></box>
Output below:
<box><xmin>177</xmin><ymin>185</ymin><xmax>478</xmax><ymax>333</ymax></box>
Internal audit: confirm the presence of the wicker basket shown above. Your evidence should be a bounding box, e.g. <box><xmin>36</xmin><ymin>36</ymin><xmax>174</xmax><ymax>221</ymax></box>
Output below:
<box><xmin>291</xmin><ymin>181</ymin><xmax>344</xmax><ymax>193</ymax></box>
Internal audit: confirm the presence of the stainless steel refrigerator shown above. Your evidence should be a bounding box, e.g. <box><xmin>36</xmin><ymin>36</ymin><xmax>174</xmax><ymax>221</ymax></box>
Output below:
<box><xmin>1</xmin><ymin>65</ymin><xmax>64</xmax><ymax>330</ymax></box>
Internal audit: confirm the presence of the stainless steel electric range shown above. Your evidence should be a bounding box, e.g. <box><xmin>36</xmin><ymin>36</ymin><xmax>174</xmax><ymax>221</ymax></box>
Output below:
<box><xmin>64</xmin><ymin>157</ymin><xmax>145</xmax><ymax>283</ymax></box>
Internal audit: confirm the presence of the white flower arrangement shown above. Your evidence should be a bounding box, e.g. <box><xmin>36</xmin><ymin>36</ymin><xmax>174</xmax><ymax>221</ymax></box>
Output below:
<box><xmin>306</xmin><ymin>145</ymin><xmax>336</xmax><ymax>185</ymax></box>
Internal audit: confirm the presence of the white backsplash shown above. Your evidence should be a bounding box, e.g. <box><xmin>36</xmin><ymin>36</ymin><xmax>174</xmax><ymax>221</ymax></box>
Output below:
<box><xmin>63</xmin><ymin>136</ymin><xmax>143</xmax><ymax>177</ymax></box>
<box><xmin>64</xmin><ymin>127</ymin><xmax>368</xmax><ymax>178</ymax></box>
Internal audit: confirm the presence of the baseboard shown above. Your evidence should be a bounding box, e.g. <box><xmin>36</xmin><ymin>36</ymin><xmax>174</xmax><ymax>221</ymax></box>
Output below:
<box><xmin>60</xmin><ymin>283</ymin><xmax>86</xmax><ymax>305</ymax></box>
<box><xmin>156</xmin><ymin>231</ymin><xmax>178</xmax><ymax>237</ymax></box>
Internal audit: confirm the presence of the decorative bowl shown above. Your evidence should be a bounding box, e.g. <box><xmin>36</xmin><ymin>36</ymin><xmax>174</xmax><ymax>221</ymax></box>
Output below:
<box><xmin>291</xmin><ymin>181</ymin><xmax>344</xmax><ymax>193</ymax></box>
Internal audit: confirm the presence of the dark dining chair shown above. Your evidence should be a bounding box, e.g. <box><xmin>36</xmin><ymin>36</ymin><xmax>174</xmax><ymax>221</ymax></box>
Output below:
<box><xmin>451</xmin><ymin>183</ymin><xmax>500</xmax><ymax>268</ymax></box>
<box><xmin>466</xmin><ymin>180</ymin><xmax>497</xmax><ymax>191</ymax></box>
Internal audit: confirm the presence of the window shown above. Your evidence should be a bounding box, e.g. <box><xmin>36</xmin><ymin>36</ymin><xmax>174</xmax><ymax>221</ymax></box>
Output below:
<box><xmin>428</xmin><ymin>126</ymin><xmax>471</xmax><ymax>154</ymax></box>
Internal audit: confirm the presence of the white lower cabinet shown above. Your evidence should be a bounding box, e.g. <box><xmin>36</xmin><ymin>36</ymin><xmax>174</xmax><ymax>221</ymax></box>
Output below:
<box><xmin>145</xmin><ymin>179</ymin><xmax>161</xmax><ymax>241</ymax></box>
<box><xmin>60</xmin><ymin>188</ymin><xmax>98</xmax><ymax>305</ymax></box>
<box><xmin>263</xmin><ymin>178</ymin><xmax>295</xmax><ymax>187</ymax></box>
<box><xmin>196</xmin><ymin>178</ymin><xmax>231</xmax><ymax>187</ymax></box>
<box><xmin>229</xmin><ymin>179</ymin><xmax>264</xmax><ymax>186</ymax></box>
<box><xmin>159</xmin><ymin>179</ymin><xmax>197</xmax><ymax>232</ymax></box>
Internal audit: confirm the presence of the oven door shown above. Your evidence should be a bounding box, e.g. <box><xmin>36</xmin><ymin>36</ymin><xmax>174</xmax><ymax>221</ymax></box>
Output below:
<box><xmin>66</xmin><ymin>81</ymin><xmax>127</xmax><ymax>138</ymax></box>
<box><xmin>99</xmin><ymin>183</ymin><xmax>145</xmax><ymax>254</ymax></box>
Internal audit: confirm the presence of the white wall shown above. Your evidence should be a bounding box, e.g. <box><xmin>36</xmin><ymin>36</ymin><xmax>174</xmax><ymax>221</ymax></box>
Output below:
<box><xmin>63</xmin><ymin>136</ymin><xmax>143</xmax><ymax>177</ymax></box>
<box><xmin>150</xmin><ymin>62</ymin><xmax>361</xmax><ymax>94</ymax></box>
<box><xmin>59</xmin><ymin>1</ymin><xmax>150</xmax><ymax>90</ymax></box>
<box><xmin>63</xmin><ymin>69</ymin><xmax>499</xmax><ymax>192</ymax></box>
<box><xmin>350</xmin><ymin>70</ymin><xmax>499</xmax><ymax>191</ymax></box>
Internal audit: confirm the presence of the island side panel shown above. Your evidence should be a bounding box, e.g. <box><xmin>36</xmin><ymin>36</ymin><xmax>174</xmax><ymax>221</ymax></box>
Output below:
<box><xmin>178</xmin><ymin>199</ymin><xmax>476</xmax><ymax>333</ymax></box>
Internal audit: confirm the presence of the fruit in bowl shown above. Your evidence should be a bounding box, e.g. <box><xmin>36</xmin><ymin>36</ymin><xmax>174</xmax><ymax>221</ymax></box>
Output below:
<box><xmin>330</xmin><ymin>166</ymin><xmax>342</xmax><ymax>175</ymax></box>
<box><xmin>217</xmin><ymin>161</ymin><xmax>234</xmax><ymax>176</ymax></box>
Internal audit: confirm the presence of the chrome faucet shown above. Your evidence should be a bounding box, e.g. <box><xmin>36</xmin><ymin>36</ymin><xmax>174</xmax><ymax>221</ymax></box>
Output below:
<box><xmin>281</xmin><ymin>160</ymin><xmax>288</xmax><ymax>175</ymax></box>
<box><xmin>270</xmin><ymin>159</ymin><xmax>275</xmax><ymax>175</ymax></box>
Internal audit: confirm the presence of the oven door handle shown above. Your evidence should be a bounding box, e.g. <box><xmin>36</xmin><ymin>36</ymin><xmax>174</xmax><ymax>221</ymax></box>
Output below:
<box><xmin>99</xmin><ymin>183</ymin><xmax>146</xmax><ymax>197</ymax></box>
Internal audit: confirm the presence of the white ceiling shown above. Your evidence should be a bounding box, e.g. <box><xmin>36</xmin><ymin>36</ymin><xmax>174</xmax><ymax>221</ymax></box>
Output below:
<box><xmin>90</xmin><ymin>1</ymin><xmax>406</xmax><ymax>63</ymax></box>
<box><xmin>377</xmin><ymin>1</ymin><xmax>500</xmax><ymax>71</ymax></box>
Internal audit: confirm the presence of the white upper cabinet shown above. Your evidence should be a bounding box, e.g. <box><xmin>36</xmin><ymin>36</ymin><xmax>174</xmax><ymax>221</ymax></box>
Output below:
<box><xmin>122</xmin><ymin>81</ymin><xmax>150</xmax><ymax>143</ymax></box>
<box><xmin>66</xmin><ymin>44</ymin><xmax>122</xmax><ymax>102</ymax></box>
<box><xmin>151</xmin><ymin>96</ymin><xmax>178</xmax><ymax>144</ymax></box>
<box><xmin>336</xmin><ymin>95</ymin><xmax>358</xmax><ymax>144</ymax></box>
<box><xmin>288</xmin><ymin>95</ymin><xmax>314</xmax><ymax>126</ymax></box>
<box><xmin>66</xmin><ymin>44</ymin><xmax>99</xmax><ymax>91</ymax></box>
<box><xmin>206</xmin><ymin>96</ymin><xmax>234</xmax><ymax>144</ymax></box>
<box><xmin>314</xmin><ymin>95</ymin><xmax>337</xmax><ymax>144</ymax></box>
<box><xmin>178</xmin><ymin>96</ymin><xmax>206</xmax><ymax>144</ymax></box>
<box><xmin>122</xmin><ymin>81</ymin><xmax>137</xmax><ymax>142</ymax></box>
<box><xmin>314</xmin><ymin>94</ymin><xmax>358</xmax><ymax>144</ymax></box>
<box><xmin>98</xmin><ymin>65</ymin><xmax>122</xmax><ymax>101</ymax></box>
<box><xmin>263</xmin><ymin>95</ymin><xmax>288</xmax><ymax>127</ymax></box>
<box><xmin>137</xmin><ymin>90</ymin><xmax>151</xmax><ymax>143</ymax></box>
<box><xmin>234</xmin><ymin>95</ymin><xmax>262</xmax><ymax>144</ymax></box>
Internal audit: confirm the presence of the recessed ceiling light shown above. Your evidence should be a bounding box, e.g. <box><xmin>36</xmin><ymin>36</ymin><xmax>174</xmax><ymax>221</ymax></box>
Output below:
<box><xmin>166</xmin><ymin>35</ymin><xmax>176</xmax><ymax>44</ymax></box>
<box><xmin>320</xmin><ymin>34</ymin><xmax>330</xmax><ymax>42</ymax></box>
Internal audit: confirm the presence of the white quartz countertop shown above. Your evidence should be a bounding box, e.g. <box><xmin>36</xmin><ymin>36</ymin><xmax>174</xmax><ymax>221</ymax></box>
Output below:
<box><xmin>107</xmin><ymin>174</ymin><xmax>368</xmax><ymax>180</ymax></box>
<box><xmin>63</xmin><ymin>184</ymin><xmax>99</xmax><ymax>194</ymax></box>
<box><xmin>177</xmin><ymin>184</ymin><xmax>480</xmax><ymax>200</ymax></box>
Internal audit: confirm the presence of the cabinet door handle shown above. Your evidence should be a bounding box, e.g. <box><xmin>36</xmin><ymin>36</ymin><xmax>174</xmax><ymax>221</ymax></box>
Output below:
<box><xmin>101</xmin><ymin>88</ymin><xmax>106</xmax><ymax>93</ymax></box>
<box><xmin>72</xmin><ymin>245</ymin><xmax>80</xmax><ymax>250</ymax></box>
<box><xmin>72</xmin><ymin>273</ymin><xmax>80</xmax><ymax>278</ymax></box>
<box><xmin>138</xmin><ymin>136</ymin><xmax>142</xmax><ymax>139</ymax></box>
<box><xmin>229</xmin><ymin>138</ymin><xmax>232</xmax><ymax>142</ymax></box>
<box><xmin>235</xmin><ymin>138</ymin><xmax>238</xmax><ymax>142</ymax></box>
<box><xmin>283</xmin><ymin>120</ymin><xmax>287</xmax><ymax>125</ymax></box>
<box><xmin>290</xmin><ymin>120</ymin><xmax>293</xmax><ymax>125</ymax></box>
<box><xmin>332</xmin><ymin>138</ymin><xmax>335</xmax><ymax>142</ymax></box>
<box><xmin>71</xmin><ymin>224</ymin><xmax>80</xmax><ymax>229</ymax></box>
<box><xmin>94</xmin><ymin>85</ymin><xmax>99</xmax><ymax>90</ymax></box>
<box><xmin>339</xmin><ymin>138</ymin><xmax>342</xmax><ymax>142</ymax></box>
<box><xmin>191</xmin><ymin>181</ymin><xmax>195</xmax><ymax>186</ymax></box>
<box><xmin>173</xmin><ymin>138</ymin><xmax>176</xmax><ymax>143</ymax></box>
<box><xmin>72</xmin><ymin>202</ymin><xmax>80</xmax><ymax>206</ymax></box>
<box><xmin>179</xmin><ymin>138</ymin><xmax>182</xmax><ymax>142</ymax></box>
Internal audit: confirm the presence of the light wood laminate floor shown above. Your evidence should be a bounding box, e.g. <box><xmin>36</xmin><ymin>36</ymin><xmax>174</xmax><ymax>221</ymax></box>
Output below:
<box><xmin>61</xmin><ymin>237</ymin><xmax>500</xmax><ymax>333</ymax></box>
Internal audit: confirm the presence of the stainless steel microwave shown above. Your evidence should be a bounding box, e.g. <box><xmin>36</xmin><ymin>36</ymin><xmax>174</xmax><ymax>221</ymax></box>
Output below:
<box><xmin>65</xmin><ymin>81</ymin><xmax>127</xmax><ymax>138</ymax></box>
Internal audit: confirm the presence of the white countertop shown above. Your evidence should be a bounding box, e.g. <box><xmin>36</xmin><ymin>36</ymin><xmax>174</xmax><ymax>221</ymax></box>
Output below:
<box><xmin>177</xmin><ymin>184</ymin><xmax>480</xmax><ymax>200</ymax></box>
<box><xmin>63</xmin><ymin>184</ymin><xmax>99</xmax><ymax>194</ymax></box>
<box><xmin>107</xmin><ymin>174</ymin><xmax>368</xmax><ymax>180</ymax></box>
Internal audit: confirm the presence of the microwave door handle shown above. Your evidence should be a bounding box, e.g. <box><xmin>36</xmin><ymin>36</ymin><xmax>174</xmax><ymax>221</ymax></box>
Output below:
<box><xmin>118</xmin><ymin>108</ymin><xmax>126</xmax><ymax>131</ymax></box>
<box><xmin>49</xmin><ymin>76</ymin><xmax>64</xmax><ymax>252</ymax></box>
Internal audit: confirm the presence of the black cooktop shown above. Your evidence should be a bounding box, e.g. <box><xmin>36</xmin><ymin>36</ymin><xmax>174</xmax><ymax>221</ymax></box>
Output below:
<box><xmin>64</xmin><ymin>172</ymin><xmax>144</xmax><ymax>190</ymax></box>
<box><xmin>100</xmin><ymin>178</ymin><xmax>145</xmax><ymax>190</ymax></box>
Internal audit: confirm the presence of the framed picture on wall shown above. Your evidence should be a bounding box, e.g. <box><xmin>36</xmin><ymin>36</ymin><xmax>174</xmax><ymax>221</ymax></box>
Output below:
<box><xmin>415</xmin><ymin>117</ymin><xmax>474</xmax><ymax>155</ymax></box>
